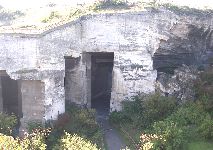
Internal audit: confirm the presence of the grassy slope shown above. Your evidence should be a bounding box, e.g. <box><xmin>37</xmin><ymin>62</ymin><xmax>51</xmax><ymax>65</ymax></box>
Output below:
<box><xmin>187</xmin><ymin>141</ymin><xmax>213</xmax><ymax>150</ymax></box>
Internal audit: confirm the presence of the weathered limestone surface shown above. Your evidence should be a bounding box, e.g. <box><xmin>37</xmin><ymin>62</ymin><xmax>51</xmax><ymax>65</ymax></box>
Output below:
<box><xmin>153</xmin><ymin>24</ymin><xmax>213</xmax><ymax>73</ymax></box>
<box><xmin>0</xmin><ymin>8</ymin><xmax>212</xmax><ymax>122</ymax></box>
<box><xmin>156</xmin><ymin>65</ymin><xmax>198</xmax><ymax>102</ymax></box>
<box><xmin>0</xmin><ymin>77</ymin><xmax>3</xmax><ymax>112</ymax></box>
<box><xmin>20</xmin><ymin>80</ymin><xmax>45</xmax><ymax>130</ymax></box>
<box><xmin>65</xmin><ymin>56</ymin><xmax>88</xmax><ymax>106</ymax></box>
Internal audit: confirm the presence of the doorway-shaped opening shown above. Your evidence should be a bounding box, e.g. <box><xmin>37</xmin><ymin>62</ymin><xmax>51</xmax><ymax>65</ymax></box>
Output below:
<box><xmin>91</xmin><ymin>52</ymin><xmax>114</xmax><ymax>116</ymax></box>
<box><xmin>0</xmin><ymin>71</ymin><xmax>22</xmax><ymax>123</ymax></box>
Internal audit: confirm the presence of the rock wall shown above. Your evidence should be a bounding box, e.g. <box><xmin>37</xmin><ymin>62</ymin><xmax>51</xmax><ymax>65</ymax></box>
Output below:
<box><xmin>0</xmin><ymin>8</ymin><xmax>212</xmax><ymax>123</ymax></box>
<box><xmin>20</xmin><ymin>80</ymin><xmax>45</xmax><ymax>131</ymax></box>
<box><xmin>153</xmin><ymin>24</ymin><xmax>213</xmax><ymax>74</ymax></box>
<box><xmin>0</xmin><ymin>74</ymin><xmax>3</xmax><ymax>112</ymax></box>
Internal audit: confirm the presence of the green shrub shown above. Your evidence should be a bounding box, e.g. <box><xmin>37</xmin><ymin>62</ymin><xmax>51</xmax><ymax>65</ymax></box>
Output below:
<box><xmin>0</xmin><ymin>133</ymin><xmax>22</xmax><ymax>149</ymax></box>
<box><xmin>20</xmin><ymin>131</ymin><xmax>47</xmax><ymax>150</ymax></box>
<box><xmin>0</xmin><ymin>128</ymin><xmax>49</xmax><ymax>150</ymax></box>
<box><xmin>141</xmin><ymin>93</ymin><xmax>177</xmax><ymax>127</ymax></box>
<box><xmin>109</xmin><ymin>111</ymin><xmax>128</xmax><ymax>124</ymax></box>
<box><xmin>110</xmin><ymin>93</ymin><xmax>177</xmax><ymax>129</ymax></box>
<box><xmin>197</xmin><ymin>95</ymin><xmax>213</xmax><ymax>116</ymax></box>
<box><xmin>139</xmin><ymin>133</ymin><xmax>164</xmax><ymax>150</ymax></box>
<box><xmin>163</xmin><ymin>101</ymin><xmax>213</xmax><ymax>141</ymax></box>
<box><xmin>123</xmin><ymin>96</ymin><xmax>144</xmax><ymax>123</ymax></box>
<box><xmin>197</xmin><ymin>115</ymin><xmax>213</xmax><ymax>139</ymax></box>
<box><xmin>46</xmin><ymin>129</ymin><xmax>62</xmax><ymax>150</ymax></box>
<box><xmin>151</xmin><ymin>120</ymin><xmax>186</xmax><ymax>150</ymax></box>
<box><xmin>27</xmin><ymin>121</ymin><xmax>44</xmax><ymax>133</ymax></box>
<box><xmin>0</xmin><ymin>113</ymin><xmax>17</xmax><ymax>135</ymax></box>
<box><xmin>50</xmin><ymin>105</ymin><xmax>104</xmax><ymax>149</ymax></box>
<box><xmin>165</xmin><ymin>102</ymin><xmax>213</xmax><ymax>141</ymax></box>
<box><xmin>167</xmin><ymin>102</ymin><xmax>207</xmax><ymax>126</ymax></box>
<box><xmin>139</xmin><ymin>120</ymin><xmax>186</xmax><ymax>150</ymax></box>
<box><xmin>194</xmin><ymin>67</ymin><xmax>213</xmax><ymax>113</ymax></box>
<box><xmin>53</xmin><ymin>132</ymin><xmax>99</xmax><ymax>150</ymax></box>
<box><xmin>110</xmin><ymin>95</ymin><xmax>144</xmax><ymax>126</ymax></box>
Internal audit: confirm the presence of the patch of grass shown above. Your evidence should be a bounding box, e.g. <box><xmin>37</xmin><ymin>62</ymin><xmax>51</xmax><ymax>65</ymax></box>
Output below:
<box><xmin>187</xmin><ymin>141</ymin><xmax>213</xmax><ymax>150</ymax></box>
<box><xmin>92</xmin><ymin>0</ymin><xmax>130</xmax><ymax>11</ymax></box>
<box><xmin>41</xmin><ymin>11</ymin><xmax>61</xmax><ymax>23</ymax></box>
<box><xmin>68</xmin><ymin>8</ymin><xmax>84</xmax><ymax>19</ymax></box>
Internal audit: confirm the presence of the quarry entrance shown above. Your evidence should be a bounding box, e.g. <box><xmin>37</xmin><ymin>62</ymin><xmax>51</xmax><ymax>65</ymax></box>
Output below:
<box><xmin>91</xmin><ymin>52</ymin><xmax>114</xmax><ymax>116</ymax></box>
<box><xmin>65</xmin><ymin>52</ymin><xmax>114</xmax><ymax>116</ymax></box>
<box><xmin>0</xmin><ymin>71</ymin><xmax>22</xmax><ymax>118</ymax></box>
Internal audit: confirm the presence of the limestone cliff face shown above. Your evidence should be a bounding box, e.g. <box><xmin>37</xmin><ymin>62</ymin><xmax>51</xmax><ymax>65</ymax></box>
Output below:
<box><xmin>152</xmin><ymin>10</ymin><xmax>213</xmax><ymax>101</ymax></box>
<box><xmin>0</xmin><ymin>8</ymin><xmax>212</xmax><ymax>122</ymax></box>
<box><xmin>153</xmin><ymin>24</ymin><xmax>213</xmax><ymax>74</ymax></box>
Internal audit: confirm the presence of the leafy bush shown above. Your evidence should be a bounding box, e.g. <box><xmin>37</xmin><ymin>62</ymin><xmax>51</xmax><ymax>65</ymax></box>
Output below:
<box><xmin>0</xmin><ymin>128</ymin><xmax>49</xmax><ymax>150</ymax></box>
<box><xmin>48</xmin><ymin>105</ymin><xmax>104</xmax><ymax>149</ymax></box>
<box><xmin>194</xmin><ymin>67</ymin><xmax>213</xmax><ymax>113</ymax></box>
<box><xmin>151</xmin><ymin>120</ymin><xmax>185</xmax><ymax>150</ymax></box>
<box><xmin>110</xmin><ymin>93</ymin><xmax>177</xmax><ymax>128</ymax></box>
<box><xmin>0</xmin><ymin>133</ymin><xmax>21</xmax><ymax>149</ymax></box>
<box><xmin>110</xmin><ymin>95</ymin><xmax>144</xmax><ymax>126</ymax></box>
<box><xmin>53</xmin><ymin>132</ymin><xmax>99</xmax><ymax>150</ymax></box>
<box><xmin>139</xmin><ymin>133</ymin><xmax>164</xmax><ymax>150</ymax></box>
<box><xmin>110</xmin><ymin>66</ymin><xmax>213</xmax><ymax>149</ymax></box>
<box><xmin>20</xmin><ymin>128</ymin><xmax>48</xmax><ymax>150</ymax></box>
<box><xmin>167</xmin><ymin>102</ymin><xmax>207</xmax><ymax>127</ymax></box>
<box><xmin>141</xmin><ymin>93</ymin><xmax>177</xmax><ymax>127</ymax></box>
<box><xmin>197</xmin><ymin>115</ymin><xmax>213</xmax><ymax>139</ymax></box>
<box><xmin>165</xmin><ymin>102</ymin><xmax>213</xmax><ymax>140</ymax></box>
<box><xmin>109</xmin><ymin>111</ymin><xmax>128</xmax><ymax>124</ymax></box>
<box><xmin>27</xmin><ymin>121</ymin><xmax>44</xmax><ymax>133</ymax></box>
<box><xmin>139</xmin><ymin>120</ymin><xmax>186</xmax><ymax>150</ymax></box>
<box><xmin>0</xmin><ymin>113</ymin><xmax>17</xmax><ymax>135</ymax></box>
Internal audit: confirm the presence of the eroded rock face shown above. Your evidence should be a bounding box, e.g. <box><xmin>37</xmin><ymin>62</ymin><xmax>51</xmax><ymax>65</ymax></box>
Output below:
<box><xmin>156</xmin><ymin>65</ymin><xmax>198</xmax><ymax>102</ymax></box>
<box><xmin>0</xmin><ymin>8</ymin><xmax>212</xmax><ymax>125</ymax></box>
<box><xmin>153</xmin><ymin>24</ymin><xmax>213</xmax><ymax>74</ymax></box>
<box><xmin>153</xmin><ymin>21</ymin><xmax>213</xmax><ymax>102</ymax></box>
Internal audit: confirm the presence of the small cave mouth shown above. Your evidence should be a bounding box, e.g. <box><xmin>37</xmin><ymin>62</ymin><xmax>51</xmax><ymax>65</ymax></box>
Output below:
<box><xmin>0</xmin><ymin>71</ymin><xmax>21</xmax><ymax>116</ymax></box>
<box><xmin>0</xmin><ymin>71</ymin><xmax>22</xmax><ymax>131</ymax></box>
<box><xmin>153</xmin><ymin>25</ymin><xmax>213</xmax><ymax>75</ymax></box>
<box><xmin>91</xmin><ymin>52</ymin><xmax>114</xmax><ymax>117</ymax></box>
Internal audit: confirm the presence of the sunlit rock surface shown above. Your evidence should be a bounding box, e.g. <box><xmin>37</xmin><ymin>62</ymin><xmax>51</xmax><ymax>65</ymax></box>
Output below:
<box><xmin>0</xmin><ymin>8</ymin><xmax>212</xmax><ymax>127</ymax></box>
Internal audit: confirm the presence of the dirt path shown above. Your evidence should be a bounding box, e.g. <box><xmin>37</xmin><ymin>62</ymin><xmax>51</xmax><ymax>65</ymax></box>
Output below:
<box><xmin>97</xmin><ymin>115</ymin><xmax>126</xmax><ymax>150</ymax></box>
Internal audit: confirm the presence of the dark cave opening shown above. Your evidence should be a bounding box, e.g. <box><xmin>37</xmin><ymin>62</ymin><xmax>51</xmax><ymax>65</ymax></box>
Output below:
<box><xmin>91</xmin><ymin>52</ymin><xmax>114</xmax><ymax>116</ymax></box>
<box><xmin>0</xmin><ymin>71</ymin><xmax>22</xmax><ymax>120</ymax></box>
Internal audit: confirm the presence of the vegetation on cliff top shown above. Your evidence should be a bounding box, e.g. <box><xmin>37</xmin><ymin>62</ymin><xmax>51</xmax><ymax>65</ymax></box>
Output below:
<box><xmin>0</xmin><ymin>0</ymin><xmax>212</xmax><ymax>33</ymax></box>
